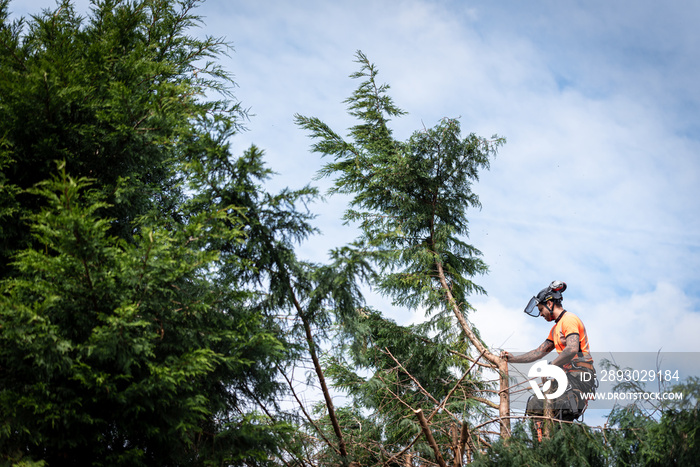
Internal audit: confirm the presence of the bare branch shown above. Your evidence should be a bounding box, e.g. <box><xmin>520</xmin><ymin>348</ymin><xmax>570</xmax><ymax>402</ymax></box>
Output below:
<box><xmin>428</xmin><ymin>349</ymin><xmax>487</xmax><ymax>422</ymax></box>
<box><xmin>383</xmin><ymin>347</ymin><xmax>440</xmax><ymax>406</ymax></box>
<box><xmin>414</xmin><ymin>409</ymin><xmax>448</xmax><ymax>467</ymax></box>
<box><xmin>290</xmin><ymin>290</ymin><xmax>349</xmax><ymax>459</ymax></box>
<box><xmin>278</xmin><ymin>365</ymin><xmax>341</xmax><ymax>457</ymax></box>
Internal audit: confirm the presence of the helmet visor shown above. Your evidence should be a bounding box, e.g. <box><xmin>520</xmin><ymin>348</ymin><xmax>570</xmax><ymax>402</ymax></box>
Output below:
<box><xmin>524</xmin><ymin>296</ymin><xmax>540</xmax><ymax>317</ymax></box>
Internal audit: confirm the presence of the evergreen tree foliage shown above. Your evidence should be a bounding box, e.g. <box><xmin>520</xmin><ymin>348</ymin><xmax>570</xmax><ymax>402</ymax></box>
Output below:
<box><xmin>180</xmin><ymin>114</ymin><xmax>377</xmax><ymax>464</ymax></box>
<box><xmin>471</xmin><ymin>422</ymin><xmax>609</xmax><ymax>466</ymax></box>
<box><xmin>296</xmin><ymin>51</ymin><xmax>505</xmax><ymax>465</ymax></box>
<box><xmin>297</xmin><ymin>52</ymin><xmax>504</xmax><ymax>329</ymax></box>
<box><xmin>472</xmin><ymin>379</ymin><xmax>700</xmax><ymax>466</ymax></box>
<box><xmin>5</xmin><ymin>2</ymin><xmax>697</xmax><ymax>463</ymax></box>
<box><xmin>0</xmin><ymin>167</ymin><xmax>290</xmax><ymax>465</ymax></box>
<box><xmin>0</xmin><ymin>0</ymin><xmax>239</xmax><ymax>275</ymax></box>
<box><xmin>322</xmin><ymin>310</ymin><xmax>493</xmax><ymax>464</ymax></box>
<box><xmin>604</xmin><ymin>377</ymin><xmax>700</xmax><ymax>467</ymax></box>
<box><xmin>639</xmin><ymin>407</ymin><xmax>700</xmax><ymax>466</ymax></box>
<box><xmin>0</xmin><ymin>0</ymin><xmax>296</xmax><ymax>464</ymax></box>
<box><xmin>183</xmin><ymin>140</ymin><xmax>360</xmax><ymax>465</ymax></box>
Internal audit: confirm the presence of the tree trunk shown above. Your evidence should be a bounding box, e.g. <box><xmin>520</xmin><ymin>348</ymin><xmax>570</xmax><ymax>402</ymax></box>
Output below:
<box><xmin>543</xmin><ymin>388</ymin><xmax>553</xmax><ymax>440</ymax></box>
<box><xmin>292</xmin><ymin>293</ymin><xmax>349</xmax><ymax>460</ymax></box>
<box><xmin>498</xmin><ymin>362</ymin><xmax>511</xmax><ymax>438</ymax></box>
<box><xmin>435</xmin><ymin>260</ymin><xmax>511</xmax><ymax>438</ymax></box>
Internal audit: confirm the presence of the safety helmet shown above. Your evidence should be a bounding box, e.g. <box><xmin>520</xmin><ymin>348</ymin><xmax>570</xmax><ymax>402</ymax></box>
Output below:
<box><xmin>524</xmin><ymin>281</ymin><xmax>567</xmax><ymax>317</ymax></box>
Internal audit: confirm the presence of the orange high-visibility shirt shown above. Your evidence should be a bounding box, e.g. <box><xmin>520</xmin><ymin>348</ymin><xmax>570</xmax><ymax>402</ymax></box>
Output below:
<box><xmin>547</xmin><ymin>310</ymin><xmax>593</xmax><ymax>369</ymax></box>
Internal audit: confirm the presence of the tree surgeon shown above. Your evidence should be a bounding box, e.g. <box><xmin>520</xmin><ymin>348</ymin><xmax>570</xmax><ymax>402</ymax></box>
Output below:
<box><xmin>501</xmin><ymin>281</ymin><xmax>597</xmax><ymax>422</ymax></box>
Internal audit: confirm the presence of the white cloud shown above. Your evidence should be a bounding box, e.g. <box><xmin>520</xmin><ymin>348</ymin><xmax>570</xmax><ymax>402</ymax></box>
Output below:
<box><xmin>469</xmin><ymin>295</ymin><xmax>542</xmax><ymax>353</ymax></box>
<box><xmin>12</xmin><ymin>0</ymin><xmax>700</xmax><ymax>356</ymax></box>
<box><xmin>587</xmin><ymin>281</ymin><xmax>700</xmax><ymax>352</ymax></box>
<box><xmin>471</xmin><ymin>281</ymin><xmax>700</xmax><ymax>354</ymax></box>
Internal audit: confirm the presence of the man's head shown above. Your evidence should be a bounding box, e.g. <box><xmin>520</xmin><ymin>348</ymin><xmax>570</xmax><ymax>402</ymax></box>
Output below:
<box><xmin>536</xmin><ymin>299</ymin><xmax>563</xmax><ymax>321</ymax></box>
<box><xmin>524</xmin><ymin>281</ymin><xmax>567</xmax><ymax>319</ymax></box>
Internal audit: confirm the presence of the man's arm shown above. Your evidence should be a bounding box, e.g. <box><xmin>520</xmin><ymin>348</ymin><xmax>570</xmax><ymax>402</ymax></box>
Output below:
<box><xmin>502</xmin><ymin>340</ymin><xmax>554</xmax><ymax>364</ymax></box>
<box><xmin>551</xmin><ymin>333</ymin><xmax>579</xmax><ymax>367</ymax></box>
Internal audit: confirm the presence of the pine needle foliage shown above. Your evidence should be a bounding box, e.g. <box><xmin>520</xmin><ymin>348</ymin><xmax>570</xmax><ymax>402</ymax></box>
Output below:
<box><xmin>0</xmin><ymin>0</ymin><xmax>297</xmax><ymax>464</ymax></box>
<box><xmin>474</xmin><ymin>378</ymin><xmax>700</xmax><ymax>466</ymax></box>
<box><xmin>178</xmin><ymin>53</ymin><xmax>380</xmax><ymax>464</ymax></box>
<box><xmin>472</xmin><ymin>421</ymin><xmax>609</xmax><ymax>466</ymax></box>
<box><xmin>0</xmin><ymin>166</ymin><xmax>290</xmax><ymax>465</ymax></box>
<box><xmin>0</xmin><ymin>0</ymin><xmax>241</xmax><ymax>276</ymax></box>
<box><xmin>296</xmin><ymin>51</ymin><xmax>505</xmax><ymax>331</ymax></box>
<box><xmin>296</xmin><ymin>51</ymin><xmax>505</xmax><ymax>465</ymax></box>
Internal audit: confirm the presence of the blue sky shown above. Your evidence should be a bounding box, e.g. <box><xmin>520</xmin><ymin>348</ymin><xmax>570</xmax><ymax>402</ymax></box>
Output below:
<box><xmin>12</xmin><ymin>0</ymin><xmax>700</xmax><ymax>358</ymax></box>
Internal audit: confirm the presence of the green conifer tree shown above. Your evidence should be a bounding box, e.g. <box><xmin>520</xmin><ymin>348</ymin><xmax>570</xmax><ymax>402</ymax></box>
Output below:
<box><xmin>0</xmin><ymin>0</ymin><xmax>298</xmax><ymax>464</ymax></box>
<box><xmin>296</xmin><ymin>51</ymin><xmax>506</xmax><ymax>465</ymax></box>
<box><xmin>0</xmin><ymin>0</ymin><xmax>240</xmax><ymax>275</ymax></box>
<box><xmin>0</xmin><ymin>166</ymin><xmax>291</xmax><ymax>465</ymax></box>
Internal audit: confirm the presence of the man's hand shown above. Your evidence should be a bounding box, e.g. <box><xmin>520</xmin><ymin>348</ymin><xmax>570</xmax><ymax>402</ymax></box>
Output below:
<box><xmin>501</xmin><ymin>340</ymin><xmax>555</xmax><ymax>364</ymax></box>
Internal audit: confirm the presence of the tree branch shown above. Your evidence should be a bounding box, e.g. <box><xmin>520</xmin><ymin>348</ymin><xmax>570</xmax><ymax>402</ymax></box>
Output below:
<box><xmin>383</xmin><ymin>347</ymin><xmax>441</xmax><ymax>407</ymax></box>
<box><xmin>291</xmin><ymin>291</ymin><xmax>349</xmax><ymax>460</ymax></box>
<box><xmin>278</xmin><ymin>364</ymin><xmax>341</xmax><ymax>457</ymax></box>
<box><xmin>434</xmin><ymin>259</ymin><xmax>510</xmax><ymax>438</ymax></box>
<box><xmin>428</xmin><ymin>349</ymin><xmax>487</xmax><ymax>422</ymax></box>
<box><xmin>414</xmin><ymin>408</ymin><xmax>447</xmax><ymax>467</ymax></box>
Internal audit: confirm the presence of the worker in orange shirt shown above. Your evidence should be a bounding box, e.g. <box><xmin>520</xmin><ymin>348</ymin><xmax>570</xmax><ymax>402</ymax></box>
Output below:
<box><xmin>502</xmin><ymin>281</ymin><xmax>597</xmax><ymax>421</ymax></box>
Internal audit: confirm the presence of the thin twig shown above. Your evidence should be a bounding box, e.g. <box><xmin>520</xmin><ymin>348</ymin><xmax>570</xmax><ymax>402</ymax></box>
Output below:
<box><xmin>428</xmin><ymin>349</ymin><xmax>487</xmax><ymax>423</ymax></box>
<box><xmin>277</xmin><ymin>365</ymin><xmax>341</xmax><ymax>457</ymax></box>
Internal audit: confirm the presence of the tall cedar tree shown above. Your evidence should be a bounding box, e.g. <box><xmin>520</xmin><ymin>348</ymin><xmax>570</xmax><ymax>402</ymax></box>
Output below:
<box><xmin>0</xmin><ymin>0</ymin><xmax>297</xmax><ymax>464</ymax></box>
<box><xmin>0</xmin><ymin>166</ymin><xmax>290</xmax><ymax>465</ymax></box>
<box><xmin>296</xmin><ymin>52</ymin><xmax>507</xmax><ymax>465</ymax></box>
<box><xmin>0</xmin><ymin>0</ymin><xmax>237</xmax><ymax>276</ymax></box>
<box><xmin>296</xmin><ymin>51</ymin><xmax>700</xmax><ymax>466</ymax></box>
<box><xmin>184</xmin><ymin>137</ymin><xmax>375</xmax><ymax>464</ymax></box>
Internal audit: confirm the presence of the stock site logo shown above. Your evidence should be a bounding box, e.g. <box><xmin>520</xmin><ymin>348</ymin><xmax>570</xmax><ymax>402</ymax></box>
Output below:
<box><xmin>529</xmin><ymin>360</ymin><xmax>568</xmax><ymax>400</ymax></box>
